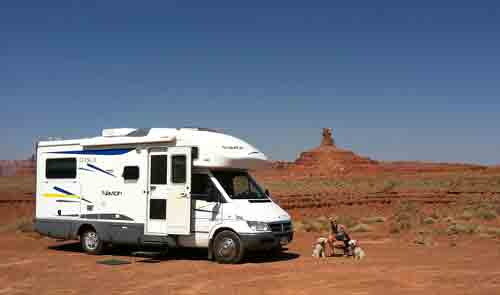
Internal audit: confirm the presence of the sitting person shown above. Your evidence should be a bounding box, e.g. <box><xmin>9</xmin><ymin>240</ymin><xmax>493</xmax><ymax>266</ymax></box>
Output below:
<box><xmin>327</xmin><ymin>217</ymin><xmax>352</xmax><ymax>256</ymax></box>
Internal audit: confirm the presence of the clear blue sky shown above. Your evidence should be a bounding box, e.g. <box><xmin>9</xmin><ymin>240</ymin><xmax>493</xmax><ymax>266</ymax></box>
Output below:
<box><xmin>1</xmin><ymin>1</ymin><xmax>500</xmax><ymax>164</ymax></box>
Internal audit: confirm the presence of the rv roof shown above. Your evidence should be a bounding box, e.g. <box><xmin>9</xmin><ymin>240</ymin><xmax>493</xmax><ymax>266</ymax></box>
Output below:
<box><xmin>37</xmin><ymin>127</ymin><xmax>219</xmax><ymax>147</ymax></box>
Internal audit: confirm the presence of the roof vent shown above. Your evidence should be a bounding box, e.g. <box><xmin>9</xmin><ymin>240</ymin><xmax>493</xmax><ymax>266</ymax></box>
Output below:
<box><xmin>102</xmin><ymin>128</ymin><xmax>137</xmax><ymax>137</ymax></box>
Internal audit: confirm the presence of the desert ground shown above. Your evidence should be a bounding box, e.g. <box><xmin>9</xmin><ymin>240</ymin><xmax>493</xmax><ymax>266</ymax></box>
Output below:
<box><xmin>1</xmin><ymin>168</ymin><xmax>500</xmax><ymax>295</ymax></box>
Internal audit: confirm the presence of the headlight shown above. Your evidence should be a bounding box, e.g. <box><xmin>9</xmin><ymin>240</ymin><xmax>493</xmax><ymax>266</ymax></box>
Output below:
<box><xmin>247</xmin><ymin>221</ymin><xmax>271</xmax><ymax>232</ymax></box>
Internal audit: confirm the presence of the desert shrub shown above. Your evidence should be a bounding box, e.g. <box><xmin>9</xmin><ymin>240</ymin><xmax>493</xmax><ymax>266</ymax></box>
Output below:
<box><xmin>443</xmin><ymin>216</ymin><xmax>455</xmax><ymax>223</ymax></box>
<box><xmin>294</xmin><ymin>215</ymin><xmax>358</xmax><ymax>233</ymax></box>
<box><xmin>349</xmin><ymin>223</ymin><xmax>371</xmax><ymax>233</ymax></box>
<box><xmin>447</xmin><ymin>223</ymin><xmax>480</xmax><ymax>235</ymax></box>
<box><xmin>294</xmin><ymin>217</ymin><xmax>330</xmax><ymax>233</ymax></box>
<box><xmin>423</xmin><ymin>217</ymin><xmax>436</xmax><ymax>225</ymax></box>
<box><xmin>308</xmin><ymin>219</ymin><xmax>329</xmax><ymax>233</ymax></box>
<box><xmin>414</xmin><ymin>234</ymin><xmax>433</xmax><ymax>246</ymax></box>
<box><xmin>361</xmin><ymin>216</ymin><xmax>386</xmax><ymax>224</ymax></box>
<box><xmin>460</xmin><ymin>210</ymin><xmax>474</xmax><ymax>221</ymax></box>
<box><xmin>461</xmin><ymin>203</ymin><xmax>498</xmax><ymax>221</ymax></box>
<box><xmin>378</xmin><ymin>180</ymin><xmax>399</xmax><ymax>193</ymax></box>
<box><xmin>390</xmin><ymin>201</ymin><xmax>422</xmax><ymax>234</ymax></box>
<box><xmin>475</xmin><ymin>209</ymin><xmax>497</xmax><ymax>221</ymax></box>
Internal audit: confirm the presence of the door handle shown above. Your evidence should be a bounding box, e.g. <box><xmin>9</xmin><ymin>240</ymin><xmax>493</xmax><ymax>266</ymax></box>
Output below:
<box><xmin>180</xmin><ymin>192</ymin><xmax>187</xmax><ymax>197</ymax></box>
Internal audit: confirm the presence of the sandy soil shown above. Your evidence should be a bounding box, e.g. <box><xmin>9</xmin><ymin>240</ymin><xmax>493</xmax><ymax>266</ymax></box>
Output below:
<box><xmin>1</xmin><ymin>171</ymin><xmax>499</xmax><ymax>295</ymax></box>
<box><xmin>0</xmin><ymin>231</ymin><xmax>499</xmax><ymax>295</ymax></box>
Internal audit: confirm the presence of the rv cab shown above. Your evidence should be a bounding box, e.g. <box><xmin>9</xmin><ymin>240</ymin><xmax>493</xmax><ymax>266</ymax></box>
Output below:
<box><xmin>35</xmin><ymin>128</ymin><xmax>293</xmax><ymax>264</ymax></box>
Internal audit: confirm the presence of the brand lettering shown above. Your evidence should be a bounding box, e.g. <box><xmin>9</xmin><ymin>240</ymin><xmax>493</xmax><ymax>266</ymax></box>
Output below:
<box><xmin>222</xmin><ymin>146</ymin><xmax>243</xmax><ymax>150</ymax></box>
<box><xmin>101</xmin><ymin>190</ymin><xmax>122</xmax><ymax>197</ymax></box>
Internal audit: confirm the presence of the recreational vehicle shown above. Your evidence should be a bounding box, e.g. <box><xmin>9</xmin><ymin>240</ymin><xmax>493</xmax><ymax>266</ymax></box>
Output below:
<box><xmin>35</xmin><ymin>128</ymin><xmax>293</xmax><ymax>264</ymax></box>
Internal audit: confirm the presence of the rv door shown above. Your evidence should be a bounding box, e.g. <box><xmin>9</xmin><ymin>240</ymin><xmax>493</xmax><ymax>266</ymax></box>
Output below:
<box><xmin>166</xmin><ymin>147</ymin><xmax>192</xmax><ymax>235</ymax></box>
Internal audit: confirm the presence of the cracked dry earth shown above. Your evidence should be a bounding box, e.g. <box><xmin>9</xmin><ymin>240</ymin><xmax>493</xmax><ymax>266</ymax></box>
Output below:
<box><xmin>0</xmin><ymin>231</ymin><xmax>499</xmax><ymax>295</ymax></box>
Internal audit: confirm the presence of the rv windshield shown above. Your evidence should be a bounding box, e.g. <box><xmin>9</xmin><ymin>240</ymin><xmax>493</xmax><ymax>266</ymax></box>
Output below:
<box><xmin>211</xmin><ymin>171</ymin><xmax>268</xmax><ymax>200</ymax></box>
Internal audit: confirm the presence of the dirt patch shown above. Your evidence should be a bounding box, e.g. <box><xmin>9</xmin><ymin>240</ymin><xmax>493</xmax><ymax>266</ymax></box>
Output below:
<box><xmin>0</xmin><ymin>231</ymin><xmax>499</xmax><ymax>295</ymax></box>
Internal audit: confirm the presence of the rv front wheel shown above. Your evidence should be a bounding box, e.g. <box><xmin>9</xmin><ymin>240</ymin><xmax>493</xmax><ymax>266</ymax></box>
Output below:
<box><xmin>213</xmin><ymin>230</ymin><xmax>245</xmax><ymax>264</ymax></box>
<box><xmin>80</xmin><ymin>229</ymin><xmax>103</xmax><ymax>255</ymax></box>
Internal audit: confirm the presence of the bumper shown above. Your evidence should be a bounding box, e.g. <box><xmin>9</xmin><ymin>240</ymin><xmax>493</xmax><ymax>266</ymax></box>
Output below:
<box><xmin>240</xmin><ymin>231</ymin><xmax>294</xmax><ymax>251</ymax></box>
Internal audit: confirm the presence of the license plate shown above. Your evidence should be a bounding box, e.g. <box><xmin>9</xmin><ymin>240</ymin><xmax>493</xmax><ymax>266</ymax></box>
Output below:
<box><xmin>280</xmin><ymin>237</ymin><xmax>289</xmax><ymax>245</ymax></box>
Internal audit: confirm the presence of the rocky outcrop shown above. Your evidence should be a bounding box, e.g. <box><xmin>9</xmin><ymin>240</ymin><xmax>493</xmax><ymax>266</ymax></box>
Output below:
<box><xmin>291</xmin><ymin>129</ymin><xmax>378</xmax><ymax>176</ymax></box>
<box><xmin>321</xmin><ymin>128</ymin><xmax>335</xmax><ymax>147</ymax></box>
<box><xmin>258</xmin><ymin>128</ymin><xmax>379</xmax><ymax>179</ymax></box>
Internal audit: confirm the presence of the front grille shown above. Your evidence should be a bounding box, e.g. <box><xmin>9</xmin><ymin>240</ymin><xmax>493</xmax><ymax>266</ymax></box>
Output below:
<box><xmin>269</xmin><ymin>222</ymin><xmax>292</xmax><ymax>233</ymax></box>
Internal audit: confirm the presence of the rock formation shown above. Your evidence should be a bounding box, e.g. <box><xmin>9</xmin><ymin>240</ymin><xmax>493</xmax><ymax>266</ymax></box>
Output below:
<box><xmin>259</xmin><ymin>128</ymin><xmax>379</xmax><ymax>179</ymax></box>
<box><xmin>321</xmin><ymin>128</ymin><xmax>335</xmax><ymax>147</ymax></box>
<box><xmin>256</xmin><ymin>128</ymin><xmax>487</xmax><ymax>180</ymax></box>
<box><xmin>293</xmin><ymin>128</ymin><xmax>378</xmax><ymax>175</ymax></box>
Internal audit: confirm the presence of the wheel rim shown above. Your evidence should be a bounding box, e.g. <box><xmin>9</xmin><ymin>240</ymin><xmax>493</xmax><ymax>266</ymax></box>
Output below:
<box><xmin>217</xmin><ymin>237</ymin><xmax>236</xmax><ymax>258</ymax></box>
<box><xmin>85</xmin><ymin>232</ymin><xmax>99</xmax><ymax>250</ymax></box>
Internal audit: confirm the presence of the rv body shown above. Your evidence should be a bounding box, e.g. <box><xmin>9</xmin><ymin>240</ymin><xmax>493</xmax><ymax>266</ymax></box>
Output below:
<box><xmin>35</xmin><ymin>128</ymin><xmax>293</xmax><ymax>263</ymax></box>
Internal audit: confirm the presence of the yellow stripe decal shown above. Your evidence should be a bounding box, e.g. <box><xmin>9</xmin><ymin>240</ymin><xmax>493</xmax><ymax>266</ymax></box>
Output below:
<box><xmin>43</xmin><ymin>193</ymin><xmax>80</xmax><ymax>199</ymax></box>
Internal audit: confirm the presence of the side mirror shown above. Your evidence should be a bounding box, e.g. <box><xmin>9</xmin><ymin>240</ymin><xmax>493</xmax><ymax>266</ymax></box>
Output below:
<box><xmin>207</xmin><ymin>185</ymin><xmax>219</xmax><ymax>203</ymax></box>
<box><xmin>265</xmin><ymin>189</ymin><xmax>270</xmax><ymax>197</ymax></box>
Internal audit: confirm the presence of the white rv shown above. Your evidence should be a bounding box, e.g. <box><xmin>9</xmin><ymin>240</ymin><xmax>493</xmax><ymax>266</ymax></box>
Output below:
<box><xmin>35</xmin><ymin>128</ymin><xmax>293</xmax><ymax>263</ymax></box>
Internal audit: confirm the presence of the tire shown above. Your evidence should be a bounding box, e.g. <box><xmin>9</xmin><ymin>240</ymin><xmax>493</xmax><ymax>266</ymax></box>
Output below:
<box><xmin>213</xmin><ymin>230</ymin><xmax>245</xmax><ymax>264</ymax></box>
<box><xmin>80</xmin><ymin>229</ymin><xmax>103</xmax><ymax>255</ymax></box>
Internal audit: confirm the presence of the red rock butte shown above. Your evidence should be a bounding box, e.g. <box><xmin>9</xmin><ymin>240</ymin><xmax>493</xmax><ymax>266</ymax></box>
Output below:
<box><xmin>294</xmin><ymin>128</ymin><xmax>378</xmax><ymax>174</ymax></box>
<box><xmin>263</xmin><ymin>128</ymin><xmax>379</xmax><ymax>178</ymax></box>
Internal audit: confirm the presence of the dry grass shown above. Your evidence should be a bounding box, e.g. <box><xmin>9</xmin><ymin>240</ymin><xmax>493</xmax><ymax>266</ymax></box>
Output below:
<box><xmin>349</xmin><ymin>223</ymin><xmax>371</xmax><ymax>233</ymax></box>
<box><xmin>361</xmin><ymin>216</ymin><xmax>386</xmax><ymax>224</ymax></box>
<box><xmin>447</xmin><ymin>223</ymin><xmax>480</xmax><ymax>235</ymax></box>
<box><xmin>293</xmin><ymin>215</ymin><xmax>358</xmax><ymax>233</ymax></box>
<box><xmin>259</xmin><ymin>171</ymin><xmax>500</xmax><ymax>197</ymax></box>
<box><xmin>460</xmin><ymin>203</ymin><xmax>498</xmax><ymax>221</ymax></box>
<box><xmin>390</xmin><ymin>201</ymin><xmax>423</xmax><ymax>234</ymax></box>
<box><xmin>423</xmin><ymin>217</ymin><xmax>436</xmax><ymax>225</ymax></box>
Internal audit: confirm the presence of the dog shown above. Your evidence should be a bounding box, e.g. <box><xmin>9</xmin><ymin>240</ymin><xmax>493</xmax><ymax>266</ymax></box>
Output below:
<box><xmin>312</xmin><ymin>237</ymin><xmax>328</xmax><ymax>258</ymax></box>
<box><xmin>348</xmin><ymin>240</ymin><xmax>366</xmax><ymax>260</ymax></box>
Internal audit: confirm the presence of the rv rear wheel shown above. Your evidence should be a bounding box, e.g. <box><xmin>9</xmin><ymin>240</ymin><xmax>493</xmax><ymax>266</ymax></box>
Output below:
<box><xmin>213</xmin><ymin>230</ymin><xmax>245</xmax><ymax>264</ymax></box>
<box><xmin>80</xmin><ymin>229</ymin><xmax>103</xmax><ymax>255</ymax></box>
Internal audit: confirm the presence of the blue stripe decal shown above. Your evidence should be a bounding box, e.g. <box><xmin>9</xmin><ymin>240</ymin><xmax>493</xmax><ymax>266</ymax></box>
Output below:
<box><xmin>53</xmin><ymin>186</ymin><xmax>76</xmax><ymax>196</ymax></box>
<box><xmin>49</xmin><ymin>148</ymin><xmax>133</xmax><ymax>155</ymax></box>
<box><xmin>52</xmin><ymin>186</ymin><xmax>93</xmax><ymax>204</ymax></box>
<box><xmin>81</xmin><ymin>197</ymin><xmax>92</xmax><ymax>203</ymax></box>
<box><xmin>87</xmin><ymin>163</ymin><xmax>115</xmax><ymax>177</ymax></box>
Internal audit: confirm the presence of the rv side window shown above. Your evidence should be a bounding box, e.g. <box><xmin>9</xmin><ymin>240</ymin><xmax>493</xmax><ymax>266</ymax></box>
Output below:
<box><xmin>46</xmin><ymin>158</ymin><xmax>77</xmax><ymax>179</ymax></box>
<box><xmin>171</xmin><ymin>155</ymin><xmax>186</xmax><ymax>184</ymax></box>
<box><xmin>123</xmin><ymin>166</ymin><xmax>139</xmax><ymax>180</ymax></box>
<box><xmin>150</xmin><ymin>155</ymin><xmax>167</xmax><ymax>185</ymax></box>
<box><xmin>149</xmin><ymin>199</ymin><xmax>166</xmax><ymax>219</ymax></box>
